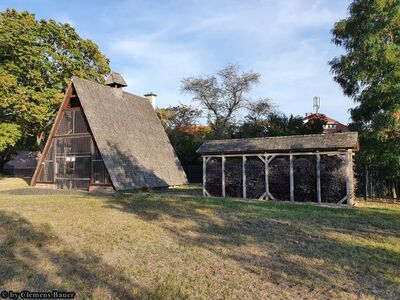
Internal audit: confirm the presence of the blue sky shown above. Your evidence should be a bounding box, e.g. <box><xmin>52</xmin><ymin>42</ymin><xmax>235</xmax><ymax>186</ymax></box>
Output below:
<box><xmin>1</xmin><ymin>0</ymin><xmax>353</xmax><ymax>123</ymax></box>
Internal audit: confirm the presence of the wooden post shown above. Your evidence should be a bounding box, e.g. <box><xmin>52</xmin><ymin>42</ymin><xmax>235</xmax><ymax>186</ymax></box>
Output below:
<box><xmin>54</xmin><ymin>139</ymin><xmax>58</xmax><ymax>182</ymax></box>
<box><xmin>72</xmin><ymin>110</ymin><xmax>76</xmax><ymax>134</ymax></box>
<box><xmin>202</xmin><ymin>156</ymin><xmax>207</xmax><ymax>197</ymax></box>
<box><xmin>364</xmin><ymin>166</ymin><xmax>369</xmax><ymax>200</ymax></box>
<box><xmin>290</xmin><ymin>154</ymin><xmax>294</xmax><ymax>202</ymax></box>
<box><xmin>265</xmin><ymin>155</ymin><xmax>269</xmax><ymax>200</ymax></box>
<box><xmin>346</xmin><ymin>149</ymin><xmax>353</xmax><ymax>207</ymax></box>
<box><xmin>242</xmin><ymin>156</ymin><xmax>247</xmax><ymax>199</ymax></box>
<box><xmin>344</xmin><ymin>152</ymin><xmax>350</xmax><ymax>206</ymax></box>
<box><xmin>222</xmin><ymin>156</ymin><xmax>226</xmax><ymax>197</ymax></box>
<box><xmin>316</xmin><ymin>154</ymin><xmax>321</xmax><ymax>203</ymax></box>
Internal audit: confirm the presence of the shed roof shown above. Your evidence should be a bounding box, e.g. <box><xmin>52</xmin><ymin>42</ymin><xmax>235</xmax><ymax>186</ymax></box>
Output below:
<box><xmin>196</xmin><ymin>132</ymin><xmax>359</xmax><ymax>155</ymax></box>
<box><xmin>72</xmin><ymin>76</ymin><xmax>187</xmax><ymax>190</ymax></box>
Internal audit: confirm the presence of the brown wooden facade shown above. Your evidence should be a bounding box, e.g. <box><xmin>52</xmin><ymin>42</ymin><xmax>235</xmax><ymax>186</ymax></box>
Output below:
<box><xmin>31</xmin><ymin>84</ymin><xmax>112</xmax><ymax>191</ymax></box>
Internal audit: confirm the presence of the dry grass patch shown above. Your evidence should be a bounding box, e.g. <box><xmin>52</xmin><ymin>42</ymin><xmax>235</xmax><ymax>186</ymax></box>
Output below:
<box><xmin>0</xmin><ymin>177</ymin><xmax>399</xmax><ymax>299</ymax></box>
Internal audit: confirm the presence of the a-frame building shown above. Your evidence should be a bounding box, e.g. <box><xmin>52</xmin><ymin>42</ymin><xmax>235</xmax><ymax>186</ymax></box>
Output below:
<box><xmin>31</xmin><ymin>72</ymin><xmax>188</xmax><ymax>192</ymax></box>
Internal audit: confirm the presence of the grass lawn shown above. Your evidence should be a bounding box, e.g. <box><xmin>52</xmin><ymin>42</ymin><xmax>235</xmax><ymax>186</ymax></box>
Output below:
<box><xmin>0</xmin><ymin>177</ymin><xmax>399</xmax><ymax>299</ymax></box>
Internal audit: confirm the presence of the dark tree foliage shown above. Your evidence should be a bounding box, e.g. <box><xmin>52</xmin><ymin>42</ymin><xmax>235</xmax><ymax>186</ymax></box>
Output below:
<box><xmin>157</xmin><ymin>104</ymin><xmax>202</xmax><ymax>130</ymax></box>
<box><xmin>0</xmin><ymin>9</ymin><xmax>110</xmax><ymax>158</ymax></box>
<box><xmin>266</xmin><ymin>113</ymin><xmax>305</xmax><ymax>136</ymax></box>
<box><xmin>157</xmin><ymin>104</ymin><xmax>210</xmax><ymax>165</ymax></box>
<box><xmin>302</xmin><ymin>114</ymin><xmax>327</xmax><ymax>134</ymax></box>
<box><xmin>234</xmin><ymin>110</ymin><xmax>325</xmax><ymax>139</ymax></box>
<box><xmin>330</xmin><ymin>0</ymin><xmax>400</xmax><ymax>197</ymax></box>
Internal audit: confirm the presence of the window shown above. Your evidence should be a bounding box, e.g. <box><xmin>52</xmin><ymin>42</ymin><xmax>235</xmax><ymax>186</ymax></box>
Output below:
<box><xmin>56</xmin><ymin>109</ymin><xmax>88</xmax><ymax>135</ymax></box>
<box><xmin>323</xmin><ymin>124</ymin><xmax>337</xmax><ymax>129</ymax></box>
<box><xmin>91</xmin><ymin>144</ymin><xmax>111</xmax><ymax>185</ymax></box>
<box><xmin>55</xmin><ymin>136</ymin><xmax>92</xmax><ymax>156</ymax></box>
<box><xmin>37</xmin><ymin>145</ymin><xmax>54</xmax><ymax>182</ymax></box>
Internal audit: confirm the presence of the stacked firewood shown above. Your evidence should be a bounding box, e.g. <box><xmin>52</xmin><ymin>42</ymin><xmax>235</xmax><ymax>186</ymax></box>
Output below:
<box><xmin>269</xmin><ymin>157</ymin><xmax>290</xmax><ymax>200</ymax></box>
<box><xmin>245</xmin><ymin>157</ymin><xmax>266</xmax><ymax>199</ymax></box>
<box><xmin>294</xmin><ymin>157</ymin><xmax>317</xmax><ymax>202</ymax></box>
<box><xmin>206</xmin><ymin>158</ymin><xmax>222</xmax><ymax>196</ymax></box>
<box><xmin>225</xmin><ymin>157</ymin><xmax>243</xmax><ymax>198</ymax></box>
<box><xmin>320</xmin><ymin>156</ymin><xmax>346</xmax><ymax>202</ymax></box>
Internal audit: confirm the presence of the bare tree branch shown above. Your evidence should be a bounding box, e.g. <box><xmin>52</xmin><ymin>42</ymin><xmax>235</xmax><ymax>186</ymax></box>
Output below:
<box><xmin>181</xmin><ymin>63</ymin><xmax>260</xmax><ymax>138</ymax></box>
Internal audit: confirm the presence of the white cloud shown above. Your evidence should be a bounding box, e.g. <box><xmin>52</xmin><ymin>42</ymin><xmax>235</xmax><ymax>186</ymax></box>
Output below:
<box><xmin>109</xmin><ymin>34</ymin><xmax>208</xmax><ymax>107</ymax></box>
<box><xmin>103</xmin><ymin>0</ymin><xmax>353</xmax><ymax>122</ymax></box>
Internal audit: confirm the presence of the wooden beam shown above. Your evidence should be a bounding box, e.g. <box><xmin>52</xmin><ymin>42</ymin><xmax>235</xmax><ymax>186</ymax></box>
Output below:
<box><xmin>202</xmin><ymin>156</ymin><xmax>207</xmax><ymax>197</ymax></box>
<box><xmin>258</xmin><ymin>192</ymin><xmax>267</xmax><ymax>201</ymax></box>
<box><xmin>222</xmin><ymin>156</ymin><xmax>226</xmax><ymax>197</ymax></box>
<box><xmin>242</xmin><ymin>156</ymin><xmax>247</xmax><ymax>199</ymax></box>
<box><xmin>338</xmin><ymin>196</ymin><xmax>347</xmax><ymax>204</ymax></box>
<box><xmin>344</xmin><ymin>152</ymin><xmax>350</xmax><ymax>206</ymax></box>
<box><xmin>267</xmin><ymin>155</ymin><xmax>276</xmax><ymax>163</ymax></box>
<box><xmin>53</xmin><ymin>137</ymin><xmax>57</xmax><ymax>182</ymax></box>
<box><xmin>203</xmin><ymin>151</ymin><xmax>349</xmax><ymax>158</ymax></box>
<box><xmin>290</xmin><ymin>154</ymin><xmax>294</xmax><ymax>202</ymax></box>
<box><xmin>72</xmin><ymin>110</ymin><xmax>76</xmax><ymax>134</ymax></box>
<box><xmin>257</xmin><ymin>153</ymin><xmax>277</xmax><ymax>200</ymax></box>
<box><xmin>364</xmin><ymin>166</ymin><xmax>369</xmax><ymax>199</ymax></box>
<box><xmin>256</xmin><ymin>154</ymin><xmax>271</xmax><ymax>200</ymax></box>
<box><xmin>336</xmin><ymin>153</ymin><xmax>347</xmax><ymax>163</ymax></box>
<box><xmin>266</xmin><ymin>155</ymin><xmax>276</xmax><ymax>200</ymax></box>
<box><xmin>347</xmin><ymin>149</ymin><xmax>353</xmax><ymax>207</ymax></box>
<box><xmin>53</xmin><ymin>133</ymin><xmax>91</xmax><ymax>138</ymax></box>
<box><xmin>257</xmin><ymin>155</ymin><xmax>266</xmax><ymax>164</ymax></box>
<box><xmin>265</xmin><ymin>155</ymin><xmax>269</xmax><ymax>200</ymax></box>
<box><xmin>316</xmin><ymin>154</ymin><xmax>321</xmax><ymax>203</ymax></box>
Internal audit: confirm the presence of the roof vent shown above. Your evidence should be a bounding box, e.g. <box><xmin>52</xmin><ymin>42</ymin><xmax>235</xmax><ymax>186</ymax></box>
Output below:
<box><xmin>105</xmin><ymin>72</ymin><xmax>127</xmax><ymax>88</ymax></box>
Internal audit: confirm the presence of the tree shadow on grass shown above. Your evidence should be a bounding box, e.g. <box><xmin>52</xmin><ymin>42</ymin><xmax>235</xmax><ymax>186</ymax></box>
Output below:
<box><xmin>105</xmin><ymin>193</ymin><xmax>400</xmax><ymax>299</ymax></box>
<box><xmin>0</xmin><ymin>188</ymin><xmax>85</xmax><ymax>196</ymax></box>
<box><xmin>0</xmin><ymin>210</ymin><xmax>189</xmax><ymax>299</ymax></box>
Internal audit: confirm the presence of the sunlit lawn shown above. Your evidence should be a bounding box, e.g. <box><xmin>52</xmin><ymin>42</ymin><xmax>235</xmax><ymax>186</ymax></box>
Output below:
<box><xmin>0</xmin><ymin>177</ymin><xmax>399</xmax><ymax>299</ymax></box>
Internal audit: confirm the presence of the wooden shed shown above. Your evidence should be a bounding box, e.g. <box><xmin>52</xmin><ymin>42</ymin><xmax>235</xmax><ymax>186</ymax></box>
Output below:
<box><xmin>196</xmin><ymin>132</ymin><xmax>359</xmax><ymax>206</ymax></box>
<box><xmin>31</xmin><ymin>72</ymin><xmax>187</xmax><ymax>191</ymax></box>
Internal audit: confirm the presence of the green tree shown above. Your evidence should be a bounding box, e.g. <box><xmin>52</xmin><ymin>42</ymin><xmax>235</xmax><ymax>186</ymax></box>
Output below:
<box><xmin>302</xmin><ymin>114</ymin><xmax>327</xmax><ymax>134</ymax></box>
<box><xmin>0</xmin><ymin>124</ymin><xmax>21</xmax><ymax>152</ymax></box>
<box><xmin>234</xmin><ymin>98</ymin><xmax>274</xmax><ymax>138</ymax></box>
<box><xmin>157</xmin><ymin>104</ymin><xmax>208</xmax><ymax>165</ymax></box>
<box><xmin>0</xmin><ymin>123</ymin><xmax>21</xmax><ymax>170</ymax></box>
<box><xmin>330</xmin><ymin>0</ymin><xmax>400</xmax><ymax>198</ymax></box>
<box><xmin>0</xmin><ymin>9</ymin><xmax>110</xmax><ymax>155</ymax></box>
<box><xmin>267</xmin><ymin>113</ymin><xmax>305</xmax><ymax>136</ymax></box>
<box><xmin>235</xmin><ymin>109</ymin><xmax>325</xmax><ymax>139</ymax></box>
<box><xmin>157</xmin><ymin>104</ymin><xmax>202</xmax><ymax>130</ymax></box>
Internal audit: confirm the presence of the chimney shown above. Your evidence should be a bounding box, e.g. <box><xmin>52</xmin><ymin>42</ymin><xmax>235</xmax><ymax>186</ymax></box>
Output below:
<box><xmin>144</xmin><ymin>92</ymin><xmax>157</xmax><ymax>109</ymax></box>
<box><xmin>305</xmin><ymin>112</ymin><xmax>312</xmax><ymax>117</ymax></box>
<box><xmin>105</xmin><ymin>72</ymin><xmax>128</xmax><ymax>89</ymax></box>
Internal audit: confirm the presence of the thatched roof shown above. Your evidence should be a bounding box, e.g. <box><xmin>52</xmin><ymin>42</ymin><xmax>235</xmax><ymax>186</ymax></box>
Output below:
<box><xmin>196</xmin><ymin>132</ymin><xmax>359</xmax><ymax>155</ymax></box>
<box><xmin>105</xmin><ymin>71</ymin><xmax>127</xmax><ymax>87</ymax></box>
<box><xmin>72</xmin><ymin>77</ymin><xmax>187</xmax><ymax>190</ymax></box>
